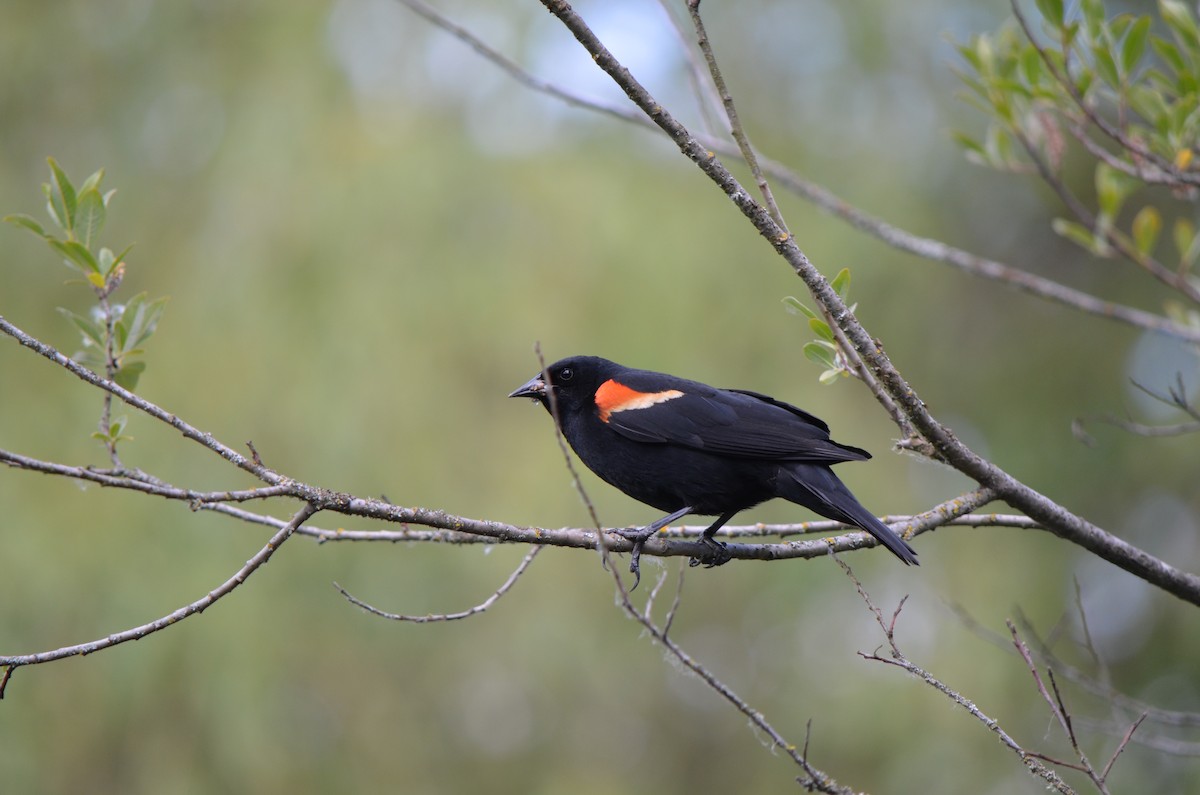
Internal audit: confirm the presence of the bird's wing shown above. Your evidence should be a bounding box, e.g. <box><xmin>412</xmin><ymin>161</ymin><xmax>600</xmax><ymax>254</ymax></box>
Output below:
<box><xmin>598</xmin><ymin>376</ymin><xmax>870</xmax><ymax>463</ymax></box>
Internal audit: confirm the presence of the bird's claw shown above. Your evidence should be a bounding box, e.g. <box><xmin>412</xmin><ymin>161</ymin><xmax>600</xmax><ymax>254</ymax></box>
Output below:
<box><xmin>628</xmin><ymin>538</ymin><xmax>645</xmax><ymax>589</ymax></box>
<box><xmin>688</xmin><ymin>537</ymin><xmax>731</xmax><ymax>569</ymax></box>
<box><xmin>615</xmin><ymin>526</ymin><xmax>656</xmax><ymax>590</ymax></box>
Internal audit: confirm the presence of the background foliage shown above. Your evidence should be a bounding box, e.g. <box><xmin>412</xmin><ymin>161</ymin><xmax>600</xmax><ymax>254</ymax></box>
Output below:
<box><xmin>2</xmin><ymin>0</ymin><xmax>1198</xmax><ymax>792</ymax></box>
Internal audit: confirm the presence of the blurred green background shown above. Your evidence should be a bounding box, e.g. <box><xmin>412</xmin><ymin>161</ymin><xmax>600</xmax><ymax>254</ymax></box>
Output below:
<box><xmin>2</xmin><ymin>0</ymin><xmax>1198</xmax><ymax>792</ymax></box>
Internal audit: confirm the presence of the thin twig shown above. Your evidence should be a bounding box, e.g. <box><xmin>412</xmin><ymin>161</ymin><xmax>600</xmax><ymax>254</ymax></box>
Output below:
<box><xmin>652</xmin><ymin>0</ymin><xmax>723</xmax><ymax>138</ymax></box>
<box><xmin>333</xmin><ymin>545</ymin><xmax>542</xmax><ymax>623</ymax></box>
<box><xmin>97</xmin><ymin>293</ymin><xmax>122</xmax><ymax>468</ymax></box>
<box><xmin>535</xmin><ymin>341</ymin><xmax>603</xmax><ymax>534</ymax></box>
<box><xmin>661</xmin><ymin>563</ymin><xmax>685</xmax><ymax>639</ymax></box>
<box><xmin>0</xmin><ymin>315</ymin><xmax>283</xmax><ymax>485</ymax></box>
<box><xmin>0</xmin><ymin>503</ymin><xmax>317</xmax><ymax>684</ymax></box>
<box><xmin>1073</xmin><ymin>412</ymin><xmax>1200</xmax><ymax>444</ymax></box>
<box><xmin>1008</xmin><ymin>620</ymin><xmax>1110</xmax><ymax>794</ymax></box>
<box><xmin>611</xmin><ymin>558</ymin><xmax>853</xmax><ymax>793</ymax></box>
<box><xmin>1101</xmin><ymin>713</ymin><xmax>1148</xmax><ymax>779</ymax></box>
<box><xmin>951</xmin><ymin>602</ymin><xmax>1200</xmax><ymax>730</ymax></box>
<box><xmin>836</xmin><ymin>558</ymin><xmax>1075</xmax><ymax>794</ymax></box>
<box><xmin>685</xmin><ymin>0</ymin><xmax>788</xmax><ymax>234</ymax></box>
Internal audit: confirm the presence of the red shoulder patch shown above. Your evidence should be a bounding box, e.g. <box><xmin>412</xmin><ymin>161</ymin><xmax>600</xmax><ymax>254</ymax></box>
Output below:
<box><xmin>594</xmin><ymin>379</ymin><xmax>684</xmax><ymax>422</ymax></box>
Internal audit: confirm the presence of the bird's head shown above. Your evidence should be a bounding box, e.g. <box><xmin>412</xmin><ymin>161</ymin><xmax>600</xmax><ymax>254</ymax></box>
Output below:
<box><xmin>508</xmin><ymin>355</ymin><xmax>618</xmax><ymax>417</ymax></box>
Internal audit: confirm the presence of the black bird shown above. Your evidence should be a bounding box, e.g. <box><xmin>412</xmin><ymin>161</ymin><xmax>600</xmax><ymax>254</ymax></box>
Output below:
<box><xmin>509</xmin><ymin>355</ymin><xmax>917</xmax><ymax>582</ymax></box>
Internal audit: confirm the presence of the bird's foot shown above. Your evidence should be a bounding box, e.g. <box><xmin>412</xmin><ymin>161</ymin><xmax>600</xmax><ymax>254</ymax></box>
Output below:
<box><xmin>688</xmin><ymin>537</ymin><xmax>731</xmax><ymax>569</ymax></box>
<box><xmin>614</xmin><ymin>525</ymin><xmax>661</xmax><ymax>590</ymax></box>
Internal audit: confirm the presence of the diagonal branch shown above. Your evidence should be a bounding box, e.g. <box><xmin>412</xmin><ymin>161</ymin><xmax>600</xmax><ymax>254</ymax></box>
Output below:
<box><xmin>536</xmin><ymin>0</ymin><xmax>1200</xmax><ymax>609</ymax></box>
<box><xmin>389</xmin><ymin>0</ymin><xmax>1200</xmax><ymax>344</ymax></box>
<box><xmin>0</xmin><ymin>503</ymin><xmax>317</xmax><ymax>694</ymax></box>
<box><xmin>0</xmin><ymin>314</ymin><xmax>282</xmax><ymax>485</ymax></box>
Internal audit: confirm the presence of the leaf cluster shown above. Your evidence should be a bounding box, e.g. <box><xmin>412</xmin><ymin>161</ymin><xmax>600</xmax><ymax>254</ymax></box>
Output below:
<box><xmin>954</xmin><ymin>0</ymin><xmax>1200</xmax><ymax>276</ymax></box>
<box><xmin>784</xmin><ymin>267</ymin><xmax>855</xmax><ymax>385</ymax></box>
<box><xmin>4</xmin><ymin>159</ymin><xmax>167</xmax><ymax>414</ymax></box>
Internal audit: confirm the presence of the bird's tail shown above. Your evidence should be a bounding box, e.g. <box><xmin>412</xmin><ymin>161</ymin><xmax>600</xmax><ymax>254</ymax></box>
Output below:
<box><xmin>777</xmin><ymin>464</ymin><xmax>918</xmax><ymax>565</ymax></box>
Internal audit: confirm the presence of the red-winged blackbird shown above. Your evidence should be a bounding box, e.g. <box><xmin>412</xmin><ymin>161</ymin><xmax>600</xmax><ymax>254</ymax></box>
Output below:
<box><xmin>510</xmin><ymin>355</ymin><xmax>917</xmax><ymax>582</ymax></box>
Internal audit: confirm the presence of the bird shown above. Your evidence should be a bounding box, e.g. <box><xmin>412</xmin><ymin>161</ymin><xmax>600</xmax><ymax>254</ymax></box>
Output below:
<box><xmin>509</xmin><ymin>355</ymin><xmax>917</xmax><ymax>583</ymax></box>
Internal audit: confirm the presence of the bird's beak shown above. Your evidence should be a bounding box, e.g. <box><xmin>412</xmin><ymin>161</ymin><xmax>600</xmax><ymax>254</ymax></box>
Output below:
<box><xmin>508</xmin><ymin>373</ymin><xmax>547</xmax><ymax>400</ymax></box>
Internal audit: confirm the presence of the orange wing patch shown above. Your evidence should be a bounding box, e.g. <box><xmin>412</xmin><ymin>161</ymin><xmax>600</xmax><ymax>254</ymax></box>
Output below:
<box><xmin>595</xmin><ymin>379</ymin><xmax>684</xmax><ymax>422</ymax></box>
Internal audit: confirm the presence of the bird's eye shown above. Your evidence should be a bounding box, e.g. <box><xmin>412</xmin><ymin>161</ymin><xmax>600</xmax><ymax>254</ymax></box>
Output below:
<box><xmin>558</xmin><ymin>367</ymin><xmax>574</xmax><ymax>383</ymax></box>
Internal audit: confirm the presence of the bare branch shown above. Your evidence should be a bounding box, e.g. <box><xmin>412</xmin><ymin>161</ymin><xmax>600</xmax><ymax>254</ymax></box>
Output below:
<box><xmin>685</xmin><ymin>0</ymin><xmax>787</xmax><ymax>234</ymax></box>
<box><xmin>1100</xmin><ymin>713</ymin><xmax>1148</xmax><ymax>779</ymax></box>
<box><xmin>838</xmin><ymin>560</ymin><xmax>1075</xmax><ymax>794</ymax></box>
<box><xmin>952</xmin><ymin>603</ymin><xmax>1200</xmax><ymax>731</ymax></box>
<box><xmin>0</xmin><ymin>503</ymin><xmax>317</xmax><ymax>690</ymax></box>
<box><xmin>1008</xmin><ymin>620</ymin><xmax>1110</xmax><ymax>793</ymax></box>
<box><xmin>1073</xmin><ymin>413</ymin><xmax>1200</xmax><ymax>444</ymax></box>
<box><xmin>609</xmin><ymin>557</ymin><xmax>854</xmax><ymax>793</ymax></box>
<box><xmin>0</xmin><ymin>315</ymin><xmax>283</xmax><ymax>486</ymax></box>
<box><xmin>333</xmin><ymin>546</ymin><xmax>542</xmax><ymax>623</ymax></box>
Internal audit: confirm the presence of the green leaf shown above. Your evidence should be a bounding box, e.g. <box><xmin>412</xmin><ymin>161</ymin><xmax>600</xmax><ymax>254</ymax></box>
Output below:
<box><xmin>818</xmin><ymin>369</ymin><xmax>842</xmax><ymax>385</ymax></box>
<box><xmin>1081</xmin><ymin>0</ymin><xmax>1106</xmax><ymax>41</ymax></box>
<box><xmin>1160</xmin><ymin>0</ymin><xmax>1199</xmax><ymax>45</ymax></box>
<box><xmin>1128</xmin><ymin>84</ymin><xmax>1170</xmax><ymax>126</ymax></box>
<box><xmin>1053</xmin><ymin>218</ymin><xmax>1103</xmax><ymax>253</ymax></box>
<box><xmin>1175</xmin><ymin>218</ymin><xmax>1200</xmax><ymax>271</ymax></box>
<box><xmin>115</xmin><ymin>292</ymin><xmax>168</xmax><ymax>354</ymax></box>
<box><xmin>108</xmin><ymin>243</ymin><xmax>134</xmax><ymax>274</ymax></box>
<box><xmin>808</xmin><ymin>317</ymin><xmax>835</xmax><ymax>342</ymax></box>
<box><xmin>830</xmin><ymin>268</ymin><xmax>851</xmax><ymax>299</ymax></box>
<box><xmin>803</xmin><ymin>341</ymin><xmax>838</xmax><ymax>370</ymax></box>
<box><xmin>47</xmin><ymin>238</ymin><xmax>100</xmax><ymax>274</ymax></box>
<box><xmin>1121</xmin><ymin>17</ymin><xmax>1151</xmax><ymax>77</ymax></box>
<box><xmin>1131</xmin><ymin>206</ymin><xmax>1162</xmax><ymax>255</ymax></box>
<box><xmin>1092</xmin><ymin>41</ymin><xmax>1121</xmax><ymax>86</ymax></box>
<box><xmin>56</xmin><ymin>307</ymin><xmax>106</xmax><ymax>348</ymax></box>
<box><xmin>984</xmin><ymin>124</ymin><xmax>1015</xmax><ymax>168</ymax></box>
<box><xmin>113</xmin><ymin>360</ymin><xmax>145</xmax><ymax>390</ymax></box>
<box><xmin>951</xmin><ymin>131</ymin><xmax>988</xmax><ymax>162</ymax></box>
<box><xmin>1151</xmin><ymin>36</ymin><xmax>1186</xmax><ymax>76</ymax></box>
<box><xmin>1095</xmin><ymin>163</ymin><xmax>1137</xmax><ymax>217</ymax></box>
<box><xmin>3</xmin><ymin>213</ymin><xmax>47</xmax><ymax>238</ymax></box>
<box><xmin>1018</xmin><ymin>45</ymin><xmax>1044</xmax><ymax>89</ymax></box>
<box><xmin>45</xmin><ymin>156</ymin><xmax>77</xmax><ymax>232</ymax></box>
<box><xmin>75</xmin><ymin>188</ymin><xmax>106</xmax><ymax>249</ymax></box>
<box><xmin>78</xmin><ymin>167</ymin><xmax>105</xmax><ymax>196</ymax></box>
<box><xmin>1035</xmin><ymin>0</ymin><xmax>1064</xmax><ymax>27</ymax></box>
<box><xmin>782</xmin><ymin>296</ymin><xmax>817</xmax><ymax>319</ymax></box>
<box><xmin>98</xmin><ymin>247</ymin><xmax>115</xmax><ymax>275</ymax></box>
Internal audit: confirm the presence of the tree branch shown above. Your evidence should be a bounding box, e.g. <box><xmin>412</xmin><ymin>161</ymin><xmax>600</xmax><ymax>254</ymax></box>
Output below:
<box><xmin>389</xmin><ymin>0</ymin><xmax>1200</xmax><ymax>344</ymax></box>
<box><xmin>535</xmin><ymin>0</ymin><xmax>1200</xmax><ymax>608</ymax></box>
<box><xmin>0</xmin><ymin>503</ymin><xmax>317</xmax><ymax>694</ymax></box>
<box><xmin>837</xmin><ymin>557</ymin><xmax>1076</xmax><ymax>794</ymax></box>
<box><xmin>334</xmin><ymin>546</ymin><xmax>542</xmax><ymax>623</ymax></box>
